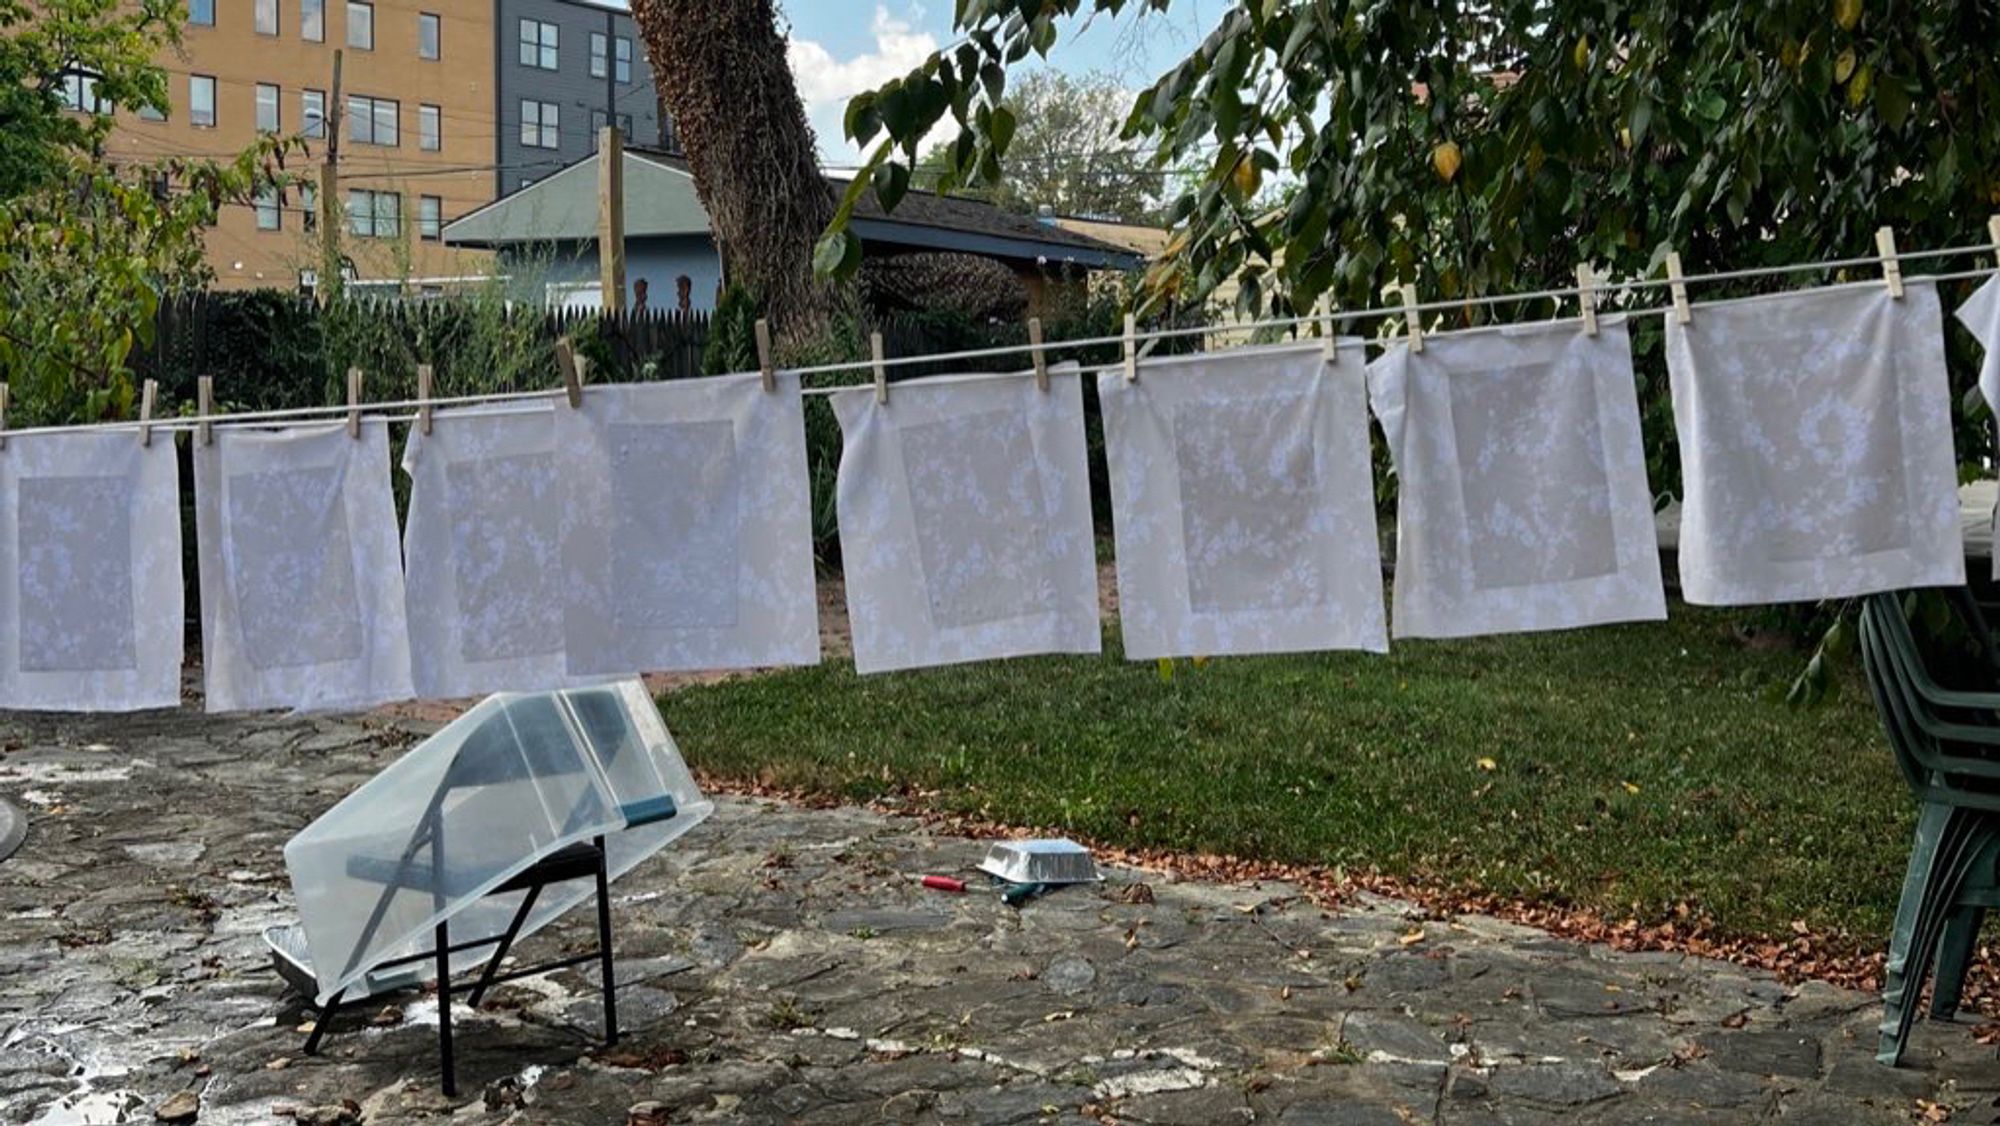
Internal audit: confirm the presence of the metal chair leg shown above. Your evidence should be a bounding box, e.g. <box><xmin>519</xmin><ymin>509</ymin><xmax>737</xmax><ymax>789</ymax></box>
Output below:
<box><xmin>303</xmin><ymin>988</ymin><xmax>345</xmax><ymax>1055</ymax></box>
<box><xmin>468</xmin><ymin>884</ymin><xmax>543</xmax><ymax>1008</ymax></box>
<box><xmin>435</xmin><ymin>919</ymin><xmax>456</xmax><ymax>1097</ymax></box>
<box><xmin>594</xmin><ymin>835</ymin><xmax>617</xmax><ymax>1046</ymax></box>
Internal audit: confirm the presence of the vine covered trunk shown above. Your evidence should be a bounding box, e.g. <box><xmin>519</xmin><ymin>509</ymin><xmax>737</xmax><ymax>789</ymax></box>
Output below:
<box><xmin>629</xmin><ymin>0</ymin><xmax>850</xmax><ymax>338</ymax></box>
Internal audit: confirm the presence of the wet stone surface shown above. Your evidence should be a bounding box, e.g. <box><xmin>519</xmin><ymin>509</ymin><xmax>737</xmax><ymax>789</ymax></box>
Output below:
<box><xmin>0</xmin><ymin>707</ymin><xmax>1993</xmax><ymax>1124</ymax></box>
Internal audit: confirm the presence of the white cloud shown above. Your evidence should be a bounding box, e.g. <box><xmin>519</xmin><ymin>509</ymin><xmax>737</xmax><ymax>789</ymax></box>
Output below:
<box><xmin>788</xmin><ymin>5</ymin><xmax>952</xmax><ymax>167</ymax></box>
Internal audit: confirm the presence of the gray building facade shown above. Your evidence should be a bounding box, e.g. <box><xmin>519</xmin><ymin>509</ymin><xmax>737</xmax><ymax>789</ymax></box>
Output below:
<box><xmin>494</xmin><ymin>0</ymin><xmax>672</xmax><ymax>195</ymax></box>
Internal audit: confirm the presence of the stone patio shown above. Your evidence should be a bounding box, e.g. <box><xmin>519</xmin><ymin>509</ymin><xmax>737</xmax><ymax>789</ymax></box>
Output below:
<box><xmin>2</xmin><ymin>706</ymin><xmax>1996</xmax><ymax>1125</ymax></box>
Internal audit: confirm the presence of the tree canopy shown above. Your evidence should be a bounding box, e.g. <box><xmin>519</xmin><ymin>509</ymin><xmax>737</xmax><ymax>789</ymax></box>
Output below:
<box><xmin>914</xmin><ymin>69</ymin><xmax>1167</xmax><ymax>223</ymax></box>
<box><xmin>820</xmin><ymin>1</ymin><xmax>2000</xmax><ymax>322</ymax></box>
<box><xmin>0</xmin><ymin>0</ymin><xmax>287</xmax><ymax>421</ymax></box>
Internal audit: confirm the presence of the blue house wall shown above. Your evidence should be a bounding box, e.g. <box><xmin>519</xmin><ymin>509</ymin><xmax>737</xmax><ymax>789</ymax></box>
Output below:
<box><xmin>509</xmin><ymin>233</ymin><xmax>724</xmax><ymax>311</ymax></box>
<box><xmin>495</xmin><ymin>0</ymin><xmax>671</xmax><ymax>197</ymax></box>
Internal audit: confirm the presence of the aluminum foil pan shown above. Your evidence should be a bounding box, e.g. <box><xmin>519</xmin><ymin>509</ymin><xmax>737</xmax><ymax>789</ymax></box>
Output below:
<box><xmin>977</xmin><ymin>839</ymin><xmax>1102</xmax><ymax>885</ymax></box>
<box><xmin>264</xmin><ymin>924</ymin><xmax>424</xmax><ymax>1000</ymax></box>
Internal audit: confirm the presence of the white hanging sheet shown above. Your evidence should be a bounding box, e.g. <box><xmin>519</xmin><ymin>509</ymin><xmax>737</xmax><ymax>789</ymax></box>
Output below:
<box><xmin>1368</xmin><ymin>317</ymin><xmax>1665</xmax><ymax>638</ymax></box>
<box><xmin>1954</xmin><ymin>275</ymin><xmax>2000</xmax><ymax>578</ymax></box>
<box><xmin>553</xmin><ymin>374</ymin><xmax>819</xmax><ymax>676</ymax></box>
<box><xmin>0</xmin><ymin>432</ymin><xmax>183</xmax><ymax>711</ymax></box>
<box><xmin>831</xmin><ymin>364</ymin><xmax>1099</xmax><ymax>674</ymax></box>
<box><xmin>1665</xmin><ymin>279</ymin><xmax>1963</xmax><ymax>604</ymax></box>
<box><xmin>1099</xmin><ymin>342</ymin><xmax>1386</xmax><ymax>659</ymax></box>
<box><xmin>403</xmin><ymin>402</ymin><xmax>580</xmax><ymax>697</ymax></box>
<box><xmin>194</xmin><ymin>421</ymin><xmax>414</xmax><ymax>713</ymax></box>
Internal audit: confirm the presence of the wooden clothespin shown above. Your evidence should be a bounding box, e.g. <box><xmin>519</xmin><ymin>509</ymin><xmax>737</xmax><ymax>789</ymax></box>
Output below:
<box><xmin>138</xmin><ymin>380</ymin><xmax>157</xmax><ymax>448</ymax></box>
<box><xmin>1575</xmin><ymin>263</ymin><xmax>1599</xmax><ymax>337</ymax></box>
<box><xmin>346</xmin><ymin>367</ymin><xmax>363</xmax><ymax>438</ymax></box>
<box><xmin>1317</xmin><ymin>297</ymin><xmax>1338</xmax><ymax>363</ymax></box>
<box><xmin>0</xmin><ymin>382</ymin><xmax>9</xmax><ymax>451</ymax></box>
<box><xmin>754</xmin><ymin>318</ymin><xmax>775</xmax><ymax>394</ymax></box>
<box><xmin>1876</xmin><ymin>226</ymin><xmax>1905</xmax><ymax>299</ymax></box>
<box><xmin>1122</xmin><ymin>312</ymin><xmax>1137</xmax><ymax>383</ymax></box>
<box><xmin>416</xmin><ymin>363</ymin><xmax>434</xmax><ymax>435</ymax></box>
<box><xmin>1987</xmin><ymin>214</ymin><xmax>2000</xmax><ymax>269</ymax></box>
<box><xmin>554</xmin><ymin>337</ymin><xmax>585</xmax><ymax>408</ymax></box>
<box><xmin>870</xmin><ymin>331</ymin><xmax>888</xmax><ymax>405</ymax></box>
<box><xmin>1665</xmin><ymin>251</ymin><xmax>1691</xmax><ymax>325</ymax></box>
<box><xmin>1399</xmin><ymin>284</ymin><xmax>1424</xmax><ymax>353</ymax></box>
<box><xmin>1028</xmin><ymin>316</ymin><xmax>1049</xmax><ymax>392</ymax></box>
<box><xmin>197</xmin><ymin>375</ymin><xmax>214</xmax><ymax>446</ymax></box>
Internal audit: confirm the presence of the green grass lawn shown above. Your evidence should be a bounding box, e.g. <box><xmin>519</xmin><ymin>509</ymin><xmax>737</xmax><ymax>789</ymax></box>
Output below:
<box><xmin>658</xmin><ymin>605</ymin><xmax>1912</xmax><ymax>949</ymax></box>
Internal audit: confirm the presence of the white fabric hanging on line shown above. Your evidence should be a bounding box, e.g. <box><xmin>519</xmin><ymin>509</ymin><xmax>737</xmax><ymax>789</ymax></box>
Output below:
<box><xmin>553</xmin><ymin>374</ymin><xmax>820</xmax><ymax>676</ymax></box>
<box><xmin>0</xmin><ymin>432</ymin><xmax>183</xmax><ymax>711</ymax></box>
<box><xmin>831</xmin><ymin>364</ymin><xmax>1099</xmax><ymax>674</ymax></box>
<box><xmin>1666</xmin><ymin>279</ymin><xmax>1963</xmax><ymax>604</ymax></box>
<box><xmin>1099</xmin><ymin>342</ymin><xmax>1386</xmax><ymax>659</ymax></box>
<box><xmin>403</xmin><ymin>402</ymin><xmax>585</xmax><ymax>697</ymax></box>
<box><xmin>1368</xmin><ymin>317</ymin><xmax>1665</xmax><ymax>638</ymax></box>
<box><xmin>1953</xmin><ymin>275</ymin><xmax>2000</xmax><ymax>578</ymax></box>
<box><xmin>194</xmin><ymin>422</ymin><xmax>414</xmax><ymax>713</ymax></box>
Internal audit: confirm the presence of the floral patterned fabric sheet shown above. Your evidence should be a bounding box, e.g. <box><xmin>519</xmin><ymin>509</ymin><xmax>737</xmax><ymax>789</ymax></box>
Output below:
<box><xmin>1368</xmin><ymin>317</ymin><xmax>1665</xmax><ymax>638</ymax></box>
<box><xmin>1666</xmin><ymin>280</ymin><xmax>1964</xmax><ymax>604</ymax></box>
<box><xmin>403</xmin><ymin>402</ymin><xmax>579</xmax><ymax>697</ymax></box>
<box><xmin>553</xmin><ymin>374</ymin><xmax>820</xmax><ymax>677</ymax></box>
<box><xmin>194</xmin><ymin>422</ymin><xmax>413</xmax><ymax>713</ymax></box>
<box><xmin>1099</xmin><ymin>343</ymin><xmax>1386</xmax><ymax>660</ymax></box>
<box><xmin>832</xmin><ymin>364</ymin><xmax>1100</xmax><ymax>674</ymax></box>
<box><xmin>0</xmin><ymin>432</ymin><xmax>184</xmax><ymax>711</ymax></box>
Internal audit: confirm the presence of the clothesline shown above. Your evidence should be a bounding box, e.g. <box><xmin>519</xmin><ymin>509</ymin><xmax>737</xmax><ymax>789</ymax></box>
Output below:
<box><xmin>6</xmin><ymin>236</ymin><xmax>2000</xmax><ymax>440</ymax></box>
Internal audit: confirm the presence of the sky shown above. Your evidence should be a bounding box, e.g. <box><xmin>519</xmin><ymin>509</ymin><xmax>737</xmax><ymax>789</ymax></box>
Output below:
<box><xmin>777</xmin><ymin>1</ymin><xmax>1215</xmax><ymax>167</ymax></box>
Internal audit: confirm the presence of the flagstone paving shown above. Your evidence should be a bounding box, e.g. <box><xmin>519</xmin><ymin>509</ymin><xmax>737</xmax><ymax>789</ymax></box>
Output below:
<box><xmin>1</xmin><ymin>707</ymin><xmax>1995</xmax><ymax>1125</ymax></box>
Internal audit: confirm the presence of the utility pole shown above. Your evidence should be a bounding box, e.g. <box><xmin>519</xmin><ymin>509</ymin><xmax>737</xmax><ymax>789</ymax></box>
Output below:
<box><xmin>598</xmin><ymin>124</ymin><xmax>625</xmax><ymax>311</ymax></box>
<box><xmin>318</xmin><ymin>48</ymin><xmax>344</xmax><ymax>304</ymax></box>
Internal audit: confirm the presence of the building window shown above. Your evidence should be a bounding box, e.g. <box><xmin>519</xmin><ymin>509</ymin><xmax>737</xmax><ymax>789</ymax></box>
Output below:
<box><xmin>417</xmin><ymin>11</ymin><xmax>439</xmax><ymax>58</ymax></box>
<box><xmin>347</xmin><ymin>0</ymin><xmax>372</xmax><ymax>49</ymax></box>
<box><xmin>138</xmin><ymin>98</ymin><xmax>166</xmax><ymax>122</ymax></box>
<box><xmin>520</xmin><ymin>99</ymin><xmax>558</xmax><ymax>148</ymax></box>
<box><xmin>418</xmin><ymin>195</ymin><xmax>441</xmax><ymax>241</ymax></box>
<box><xmin>589</xmin><ymin>32</ymin><xmax>606</xmax><ymax>78</ymax></box>
<box><xmin>255</xmin><ymin>83</ymin><xmax>280</xmax><ymax>133</ymax></box>
<box><xmin>189</xmin><ymin>74</ymin><xmax>216</xmax><ymax>127</ymax></box>
<box><xmin>302</xmin><ymin>88</ymin><xmax>325</xmax><ymax>139</ymax></box>
<box><xmin>518</xmin><ymin>19</ymin><xmax>556</xmax><ymax>69</ymax></box>
<box><xmin>615</xmin><ymin>36</ymin><xmax>631</xmax><ymax>83</ymax></box>
<box><xmin>255</xmin><ymin>0</ymin><xmax>277</xmax><ymax>36</ymax></box>
<box><xmin>301</xmin><ymin>0</ymin><xmax>323</xmax><ymax>41</ymax></box>
<box><xmin>348</xmin><ymin>189</ymin><xmax>400</xmax><ymax>238</ymax></box>
<box><xmin>590</xmin><ymin>110</ymin><xmax>632</xmax><ymax>144</ymax></box>
<box><xmin>189</xmin><ymin>0</ymin><xmax>214</xmax><ymax>26</ymax></box>
<box><xmin>59</xmin><ymin>71</ymin><xmax>108</xmax><ymax>115</ymax></box>
<box><xmin>301</xmin><ymin>183</ymin><xmax>316</xmax><ymax>232</ymax></box>
<box><xmin>418</xmin><ymin>103</ymin><xmax>439</xmax><ymax>150</ymax></box>
<box><xmin>255</xmin><ymin>186</ymin><xmax>281</xmax><ymax>230</ymax></box>
<box><xmin>348</xmin><ymin>94</ymin><xmax>397</xmax><ymax>146</ymax></box>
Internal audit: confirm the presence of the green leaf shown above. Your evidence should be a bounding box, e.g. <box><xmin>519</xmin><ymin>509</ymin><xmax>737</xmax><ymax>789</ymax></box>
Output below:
<box><xmin>872</xmin><ymin>160</ymin><xmax>911</xmax><ymax>211</ymax></box>
<box><xmin>844</xmin><ymin>94</ymin><xmax>882</xmax><ymax>145</ymax></box>
<box><xmin>811</xmin><ymin>229</ymin><xmax>862</xmax><ymax>279</ymax></box>
<box><xmin>988</xmin><ymin>104</ymin><xmax>1017</xmax><ymax>154</ymax></box>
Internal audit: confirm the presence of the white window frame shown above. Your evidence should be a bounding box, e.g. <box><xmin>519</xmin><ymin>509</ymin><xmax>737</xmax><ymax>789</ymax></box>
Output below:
<box><xmin>518</xmin><ymin>19</ymin><xmax>557</xmax><ymax>69</ymax></box>
<box><xmin>520</xmin><ymin>99</ymin><xmax>558</xmax><ymax>149</ymax></box>
<box><xmin>255</xmin><ymin>83</ymin><xmax>280</xmax><ymax>133</ymax></box>
<box><xmin>347</xmin><ymin>0</ymin><xmax>373</xmax><ymax>50</ymax></box>
<box><xmin>302</xmin><ymin>88</ymin><xmax>326</xmax><ymax>139</ymax></box>
<box><xmin>189</xmin><ymin>74</ymin><xmax>216</xmax><ymax>127</ymax></box>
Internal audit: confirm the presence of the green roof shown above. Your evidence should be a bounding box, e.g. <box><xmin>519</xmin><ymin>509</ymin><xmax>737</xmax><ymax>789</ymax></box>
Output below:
<box><xmin>444</xmin><ymin>150</ymin><xmax>712</xmax><ymax>246</ymax></box>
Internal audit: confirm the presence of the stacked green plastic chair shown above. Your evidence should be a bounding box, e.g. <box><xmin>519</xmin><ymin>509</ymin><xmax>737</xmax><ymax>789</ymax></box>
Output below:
<box><xmin>1858</xmin><ymin>592</ymin><xmax>2000</xmax><ymax>1066</ymax></box>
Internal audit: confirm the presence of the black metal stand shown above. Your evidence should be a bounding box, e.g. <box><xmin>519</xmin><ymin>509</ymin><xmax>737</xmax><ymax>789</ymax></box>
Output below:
<box><xmin>300</xmin><ymin>835</ymin><xmax>619</xmax><ymax>1096</ymax></box>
